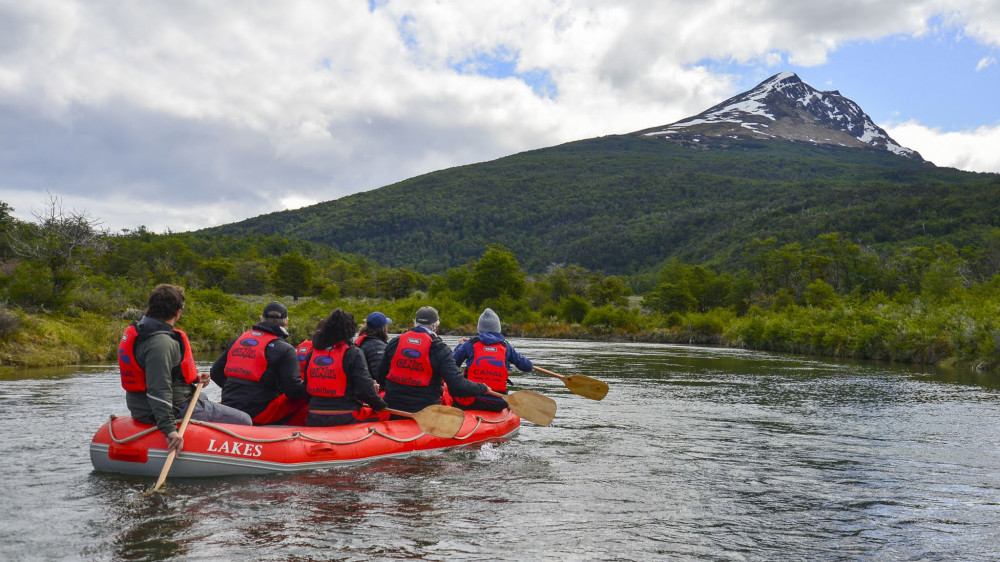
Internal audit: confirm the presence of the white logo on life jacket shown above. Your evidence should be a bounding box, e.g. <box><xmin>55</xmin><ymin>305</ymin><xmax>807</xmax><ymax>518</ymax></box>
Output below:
<box><xmin>407</xmin><ymin>338</ymin><xmax>423</xmax><ymax>345</ymax></box>
<box><xmin>206</xmin><ymin>438</ymin><xmax>264</xmax><ymax>457</ymax></box>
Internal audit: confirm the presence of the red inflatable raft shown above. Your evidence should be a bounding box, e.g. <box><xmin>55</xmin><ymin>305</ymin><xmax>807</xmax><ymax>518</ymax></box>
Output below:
<box><xmin>90</xmin><ymin>410</ymin><xmax>520</xmax><ymax>477</ymax></box>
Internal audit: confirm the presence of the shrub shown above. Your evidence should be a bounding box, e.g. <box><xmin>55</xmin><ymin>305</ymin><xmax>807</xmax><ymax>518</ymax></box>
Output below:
<box><xmin>559</xmin><ymin>294</ymin><xmax>591</xmax><ymax>324</ymax></box>
<box><xmin>582</xmin><ymin>305</ymin><xmax>638</xmax><ymax>331</ymax></box>
<box><xmin>803</xmin><ymin>279</ymin><xmax>838</xmax><ymax>308</ymax></box>
<box><xmin>685</xmin><ymin>310</ymin><xmax>730</xmax><ymax>340</ymax></box>
<box><xmin>0</xmin><ymin>307</ymin><xmax>21</xmax><ymax>338</ymax></box>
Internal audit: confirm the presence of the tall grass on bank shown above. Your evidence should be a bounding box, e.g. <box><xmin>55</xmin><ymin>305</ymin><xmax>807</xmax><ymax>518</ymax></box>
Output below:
<box><xmin>4</xmin><ymin>287</ymin><xmax>1000</xmax><ymax>371</ymax></box>
<box><xmin>725</xmin><ymin>292</ymin><xmax>1000</xmax><ymax>368</ymax></box>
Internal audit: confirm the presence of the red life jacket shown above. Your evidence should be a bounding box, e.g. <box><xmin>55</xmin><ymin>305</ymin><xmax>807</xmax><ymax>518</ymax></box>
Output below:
<box><xmin>118</xmin><ymin>323</ymin><xmax>199</xmax><ymax>392</ymax></box>
<box><xmin>465</xmin><ymin>339</ymin><xmax>509</xmax><ymax>392</ymax></box>
<box><xmin>305</xmin><ymin>343</ymin><xmax>349</xmax><ymax>398</ymax></box>
<box><xmin>223</xmin><ymin>330</ymin><xmax>278</xmax><ymax>383</ymax></box>
<box><xmin>386</xmin><ymin>330</ymin><xmax>434</xmax><ymax>387</ymax></box>
<box><xmin>296</xmin><ymin>340</ymin><xmax>314</xmax><ymax>380</ymax></box>
<box><xmin>354</xmin><ymin>334</ymin><xmax>367</xmax><ymax>346</ymax></box>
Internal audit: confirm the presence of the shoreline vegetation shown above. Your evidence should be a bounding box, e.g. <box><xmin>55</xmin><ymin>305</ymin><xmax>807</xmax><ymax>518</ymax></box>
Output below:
<box><xmin>2</xmin><ymin>287</ymin><xmax>998</xmax><ymax>373</ymax></box>
<box><xmin>2</xmin><ymin>198</ymin><xmax>1000</xmax><ymax>374</ymax></box>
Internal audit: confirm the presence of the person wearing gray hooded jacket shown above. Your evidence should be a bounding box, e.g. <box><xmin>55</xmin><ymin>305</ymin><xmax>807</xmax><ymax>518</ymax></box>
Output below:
<box><xmin>451</xmin><ymin>308</ymin><xmax>534</xmax><ymax>412</ymax></box>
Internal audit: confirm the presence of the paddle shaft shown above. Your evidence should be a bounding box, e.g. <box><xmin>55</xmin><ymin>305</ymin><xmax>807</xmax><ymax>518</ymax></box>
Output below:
<box><xmin>386</xmin><ymin>406</ymin><xmax>465</xmax><ymax>439</ymax></box>
<box><xmin>533</xmin><ymin>366</ymin><xmax>609</xmax><ymax>401</ymax></box>
<box><xmin>147</xmin><ymin>381</ymin><xmax>204</xmax><ymax>494</ymax></box>
<box><xmin>533</xmin><ymin>366</ymin><xmax>568</xmax><ymax>381</ymax></box>
<box><xmin>386</xmin><ymin>408</ymin><xmax>419</xmax><ymax>420</ymax></box>
<box><xmin>487</xmin><ymin>389</ymin><xmax>557</xmax><ymax>426</ymax></box>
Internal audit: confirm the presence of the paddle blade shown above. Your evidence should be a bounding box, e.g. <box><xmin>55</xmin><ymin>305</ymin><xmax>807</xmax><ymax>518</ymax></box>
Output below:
<box><xmin>412</xmin><ymin>405</ymin><xmax>465</xmax><ymax>438</ymax></box>
<box><xmin>504</xmin><ymin>390</ymin><xmax>556</xmax><ymax>426</ymax></box>
<box><xmin>564</xmin><ymin>374</ymin><xmax>609</xmax><ymax>401</ymax></box>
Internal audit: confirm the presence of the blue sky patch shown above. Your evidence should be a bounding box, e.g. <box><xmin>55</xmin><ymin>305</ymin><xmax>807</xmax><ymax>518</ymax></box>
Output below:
<box><xmin>693</xmin><ymin>25</ymin><xmax>999</xmax><ymax>130</ymax></box>
<box><xmin>451</xmin><ymin>48</ymin><xmax>558</xmax><ymax>99</ymax></box>
<box><xmin>397</xmin><ymin>14</ymin><xmax>417</xmax><ymax>50</ymax></box>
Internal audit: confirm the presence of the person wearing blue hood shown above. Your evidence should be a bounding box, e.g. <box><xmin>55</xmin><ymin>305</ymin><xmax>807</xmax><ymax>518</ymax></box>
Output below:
<box><xmin>354</xmin><ymin>311</ymin><xmax>392</xmax><ymax>377</ymax></box>
<box><xmin>452</xmin><ymin>308</ymin><xmax>534</xmax><ymax>412</ymax></box>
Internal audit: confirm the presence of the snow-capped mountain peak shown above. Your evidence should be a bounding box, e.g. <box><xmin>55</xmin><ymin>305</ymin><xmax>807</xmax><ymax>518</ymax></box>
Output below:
<box><xmin>634</xmin><ymin>72</ymin><xmax>923</xmax><ymax>161</ymax></box>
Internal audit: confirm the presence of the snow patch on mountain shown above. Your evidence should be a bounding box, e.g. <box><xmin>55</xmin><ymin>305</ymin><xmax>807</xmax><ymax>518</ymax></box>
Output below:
<box><xmin>635</xmin><ymin>72</ymin><xmax>923</xmax><ymax>161</ymax></box>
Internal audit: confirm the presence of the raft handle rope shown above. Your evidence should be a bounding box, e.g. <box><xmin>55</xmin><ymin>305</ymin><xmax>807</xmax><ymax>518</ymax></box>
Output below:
<box><xmin>453</xmin><ymin>411</ymin><xmax>513</xmax><ymax>440</ymax></box>
<box><xmin>106</xmin><ymin>414</ymin><xmax>159</xmax><ymax>443</ymax></box>
<box><xmin>194</xmin><ymin>420</ymin><xmax>427</xmax><ymax>444</ymax></box>
<box><xmin>105</xmin><ymin>409</ymin><xmax>514</xmax><ymax>446</ymax></box>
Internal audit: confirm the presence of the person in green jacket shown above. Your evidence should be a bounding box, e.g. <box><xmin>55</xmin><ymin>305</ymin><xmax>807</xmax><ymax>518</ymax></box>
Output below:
<box><xmin>120</xmin><ymin>284</ymin><xmax>251</xmax><ymax>453</ymax></box>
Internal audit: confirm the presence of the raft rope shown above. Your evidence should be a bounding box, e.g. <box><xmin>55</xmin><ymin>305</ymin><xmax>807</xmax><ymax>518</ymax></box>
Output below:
<box><xmin>105</xmin><ymin>410</ymin><xmax>515</xmax><ymax>446</ymax></box>
<box><xmin>106</xmin><ymin>414</ymin><xmax>159</xmax><ymax>443</ymax></box>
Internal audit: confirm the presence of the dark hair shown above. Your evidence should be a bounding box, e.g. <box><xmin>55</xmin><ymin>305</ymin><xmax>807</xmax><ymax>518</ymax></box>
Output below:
<box><xmin>310</xmin><ymin>317</ymin><xmax>327</xmax><ymax>342</ymax></box>
<box><xmin>146</xmin><ymin>284</ymin><xmax>185</xmax><ymax>321</ymax></box>
<box><xmin>358</xmin><ymin>324</ymin><xmax>388</xmax><ymax>342</ymax></box>
<box><xmin>312</xmin><ymin>309</ymin><xmax>356</xmax><ymax>349</ymax></box>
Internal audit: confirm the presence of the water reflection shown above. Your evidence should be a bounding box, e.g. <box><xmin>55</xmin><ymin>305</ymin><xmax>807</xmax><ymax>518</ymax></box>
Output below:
<box><xmin>82</xmin><ymin>475</ymin><xmax>198</xmax><ymax>560</ymax></box>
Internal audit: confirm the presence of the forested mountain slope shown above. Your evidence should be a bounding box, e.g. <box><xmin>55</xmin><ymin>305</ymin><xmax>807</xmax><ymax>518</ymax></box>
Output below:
<box><xmin>203</xmin><ymin>135</ymin><xmax>997</xmax><ymax>274</ymax></box>
<box><xmin>202</xmin><ymin>73</ymin><xmax>999</xmax><ymax>275</ymax></box>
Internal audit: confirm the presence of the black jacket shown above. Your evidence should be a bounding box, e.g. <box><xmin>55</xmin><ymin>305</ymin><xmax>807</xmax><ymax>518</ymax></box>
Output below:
<box><xmin>357</xmin><ymin>335</ymin><xmax>388</xmax><ymax>375</ymax></box>
<box><xmin>210</xmin><ymin>322</ymin><xmax>308</xmax><ymax>419</ymax></box>
<box><xmin>375</xmin><ymin>327</ymin><xmax>489</xmax><ymax>413</ymax></box>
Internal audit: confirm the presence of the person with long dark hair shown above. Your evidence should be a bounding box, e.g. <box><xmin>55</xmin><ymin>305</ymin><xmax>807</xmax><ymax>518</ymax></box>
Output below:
<box><xmin>302</xmin><ymin>309</ymin><xmax>387</xmax><ymax>426</ymax></box>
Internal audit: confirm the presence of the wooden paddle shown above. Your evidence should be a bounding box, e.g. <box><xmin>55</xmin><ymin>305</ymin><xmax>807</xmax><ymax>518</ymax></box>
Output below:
<box><xmin>387</xmin><ymin>405</ymin><xmax>466</xmax><ymax>438</ymax></box>
<box><xmin>146</xmin><ymin>381</ymin><xmax>204</xmax><ymax>495</ymax></box>
<box><xmin>534</xmin><ymin>366</ymin><xmax>609</xmax><ymax>401</ymax></box>
<box><xmin>487</xmin><ymin>389</ymin><xmax>557</xmax><ymax>426</ymax></box>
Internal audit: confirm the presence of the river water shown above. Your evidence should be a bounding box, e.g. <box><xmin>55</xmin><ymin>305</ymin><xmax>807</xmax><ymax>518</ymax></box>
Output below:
<box><xmin>2</xmin><ymin>338</ymin><xmax>1000</xmax><ymax>561</ymax></box>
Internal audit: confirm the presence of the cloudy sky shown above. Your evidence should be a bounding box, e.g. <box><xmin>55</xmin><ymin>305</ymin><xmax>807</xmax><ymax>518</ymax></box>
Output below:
<box><xmin>2</xmin><ymin>1</ymin><xmax>999</xmax><ymax>233</ymax></box>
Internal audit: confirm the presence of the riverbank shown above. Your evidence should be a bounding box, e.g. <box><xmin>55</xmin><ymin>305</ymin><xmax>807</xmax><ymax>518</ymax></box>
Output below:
<box><xmin>3</xmin><ymin>293</ymin><xmax>999</xmax><ymax>373</ymax></box>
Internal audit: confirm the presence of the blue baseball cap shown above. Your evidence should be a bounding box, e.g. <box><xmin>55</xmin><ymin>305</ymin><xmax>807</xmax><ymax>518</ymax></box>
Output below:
<box><xmin>366</xmin><ymin>311</ymin><xmax>392</xmax><ymax>329</ymax></box>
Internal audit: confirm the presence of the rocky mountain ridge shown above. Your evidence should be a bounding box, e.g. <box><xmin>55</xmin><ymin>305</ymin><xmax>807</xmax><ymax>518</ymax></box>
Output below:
<box><xmin>634</xmin><ymin>72</ymin><xmax>924</xmax><ymax>162</ymax></box>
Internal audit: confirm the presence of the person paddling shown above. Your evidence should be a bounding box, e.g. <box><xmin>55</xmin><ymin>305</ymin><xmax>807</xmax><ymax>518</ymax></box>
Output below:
<box><xmin>452</xmin><ymin>308</ymin><xmax>534</xmax><ymax>412</ymax></box>
<box><xmin>375</xmin><ymin>306</ymin><xmax>491</xmax><ymax>414</ymax></box>
<box><xmin>119</xmin><ymin>284</ymin><xmax>250</xmax><ymax>454</ymax></box>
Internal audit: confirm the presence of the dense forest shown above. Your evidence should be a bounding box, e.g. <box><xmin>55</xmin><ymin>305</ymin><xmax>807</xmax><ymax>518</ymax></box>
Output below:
<box><xmin>204</xmin><ymin>135</ymin><xmax>1000</xmax><ymax>275</ymax></box>
<box><xmin>2</xmin><ymin>189</ymin><xmax>1000</xmax><ymax>372</ymax></box>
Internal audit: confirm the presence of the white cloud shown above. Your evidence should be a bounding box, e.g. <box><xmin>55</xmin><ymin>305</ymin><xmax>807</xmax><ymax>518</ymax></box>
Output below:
<box><xmin>886</xmin><ymin>119</ymin><xmax>1000</xmax><ymax>173</ymax></box>
<box><xmin>1</xmin><ymin>0</ymin><xmax>999</xmax><ymax>232</ymax></box>
<box><xmin>976</xmin><ymin>56</ymin><xmax>996</xmax><ymax>70</ymax></box>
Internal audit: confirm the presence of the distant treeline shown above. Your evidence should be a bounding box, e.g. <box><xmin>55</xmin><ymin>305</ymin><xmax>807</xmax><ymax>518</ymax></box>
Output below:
<box><xmin>2</xmin><ymin>197</ymin><xmax>999</xmax><ymax>370</ymax></box>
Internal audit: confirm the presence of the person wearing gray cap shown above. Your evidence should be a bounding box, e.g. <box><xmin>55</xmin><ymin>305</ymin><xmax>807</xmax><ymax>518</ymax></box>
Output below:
<box><xmin>452</xmin><ymin>308</ymin><xmax>535</xmax><ymax>412</ymax></box>
<box><xmin>375</xmin><ymin>306</ymin><xmax>491</xmax><ymax>414</ymax></box>
<box><xmin>210</xmin><ymin>301</ymin><xmax>310</xmax><ymax>425</ymax></box>
<box><xmin>354</xmin><ymin>311</ymin><xmax>393</xmax><ymax>376</ymax></box>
